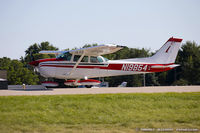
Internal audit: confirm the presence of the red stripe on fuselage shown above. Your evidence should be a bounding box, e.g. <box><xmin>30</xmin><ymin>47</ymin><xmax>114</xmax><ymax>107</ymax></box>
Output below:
<box><xmin>29</xmin><ymin>58</ymin><xmax>64</xmax><ymax>66</ymax></box>
<box><xmin>40</xmin><ymin>63</ymin><xmax>174</xmax><ymax>73</ymax></box>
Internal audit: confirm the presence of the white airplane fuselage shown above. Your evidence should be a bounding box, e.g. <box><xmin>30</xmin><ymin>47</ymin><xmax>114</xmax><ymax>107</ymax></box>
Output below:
<box><xmin>36</xmin><ymin>59</ymin><xmax>174</xmax><ymax>80</ymax></box>
<box><xmin>30</xmin><ymin>37</ymin><xmax>182</xmax><ymax>84</ymax></box>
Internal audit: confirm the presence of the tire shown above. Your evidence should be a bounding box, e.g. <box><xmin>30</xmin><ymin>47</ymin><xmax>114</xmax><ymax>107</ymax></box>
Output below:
<box><xmin>85</xmin><ymin>85</ymin><xmax>92</xmax><ymax>88</ymax></box>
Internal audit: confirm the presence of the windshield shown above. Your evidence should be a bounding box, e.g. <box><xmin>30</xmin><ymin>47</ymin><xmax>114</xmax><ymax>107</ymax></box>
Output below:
<box><xmin>56</xmin><ymin>52</ymin><xmax>72</xmax><ymax>61</ymax></box>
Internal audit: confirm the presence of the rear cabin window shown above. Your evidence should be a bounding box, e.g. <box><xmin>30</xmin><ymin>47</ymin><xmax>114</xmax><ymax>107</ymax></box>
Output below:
<box><xmin>73</xmin><ymin>55</ymin><xmax>89</xmax><ymax>62</ymax></box>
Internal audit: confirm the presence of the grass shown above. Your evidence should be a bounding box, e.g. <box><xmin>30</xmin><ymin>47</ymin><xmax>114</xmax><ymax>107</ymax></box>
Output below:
<box><xmin>0</xmin><ymin>93</ymin><xmax>200</xmax><ymax>133</ymax></box>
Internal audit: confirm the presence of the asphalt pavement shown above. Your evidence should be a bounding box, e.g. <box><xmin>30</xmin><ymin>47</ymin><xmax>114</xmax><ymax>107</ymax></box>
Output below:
<box><xmin>0</xmin><ymin>86</ymin><xmax>200</xmax><ymax>96</ymax></box>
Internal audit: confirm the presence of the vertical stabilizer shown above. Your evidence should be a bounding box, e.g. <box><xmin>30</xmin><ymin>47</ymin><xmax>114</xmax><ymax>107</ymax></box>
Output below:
<box><xmin>149</xmin><ymin>37</ymin><xmax>182</xmax><ymax>64</ymax></box>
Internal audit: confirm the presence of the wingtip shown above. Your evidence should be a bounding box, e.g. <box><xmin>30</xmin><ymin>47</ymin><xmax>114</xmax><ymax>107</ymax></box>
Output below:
<box><xmin>117</xmin><ymin>45</ymin><xmax>127</xmax><ymax>48</ymax></box>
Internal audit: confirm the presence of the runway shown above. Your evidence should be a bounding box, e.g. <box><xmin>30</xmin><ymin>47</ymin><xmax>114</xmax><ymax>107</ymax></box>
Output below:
<box><xmin>0</xmin><ymin>86</ymin><xmax>200</xmax><ymax>96</ymax></box>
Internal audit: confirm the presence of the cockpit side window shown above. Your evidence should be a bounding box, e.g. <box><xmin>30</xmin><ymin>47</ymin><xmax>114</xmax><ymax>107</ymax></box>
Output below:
<box><xmin>57</xmin><ymin>52</ymin><xmax>72</xmax><ymax>61</ymax></box>
<box><xmin>73</xmin><ymin>55</ymin><xmax>81</xmax><ymax>62</ymax></box>
<box><xmin>90</xmin><ymin>56</ymin><xmax>108</xmax><ymax>63</ymax></box>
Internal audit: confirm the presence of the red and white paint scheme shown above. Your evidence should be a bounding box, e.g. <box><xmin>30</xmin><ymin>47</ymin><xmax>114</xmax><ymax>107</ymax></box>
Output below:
<box><xmin>30</xmin><ymin>37</ymin><xmax>182</xmax><ymax>87</ymax></box>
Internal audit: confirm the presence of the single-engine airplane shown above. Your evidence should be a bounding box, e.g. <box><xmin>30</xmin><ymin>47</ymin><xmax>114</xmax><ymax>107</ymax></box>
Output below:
<box><xmin>30</xmin><ymin>37</ymin><xmax>182</xmax><ymax>87</ymax></box>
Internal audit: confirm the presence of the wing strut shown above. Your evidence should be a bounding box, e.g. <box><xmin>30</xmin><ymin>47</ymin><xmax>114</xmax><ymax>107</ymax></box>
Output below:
<box><xmin>67</xmin><ymin>52</ymin><xmax>85</xmax><ymax>76</ymax></box>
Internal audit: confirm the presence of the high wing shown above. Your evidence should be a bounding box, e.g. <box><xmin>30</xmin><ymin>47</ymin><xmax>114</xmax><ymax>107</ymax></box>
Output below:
<box><xmin>39</xmin><ymin>44</ymin><xmax>124</xmax><ymax>56</ymax></box>
<box><xmin>69</xmin><ymin>44</ymin><xmax>125</xmax><ymax>56</ymax></box>
<box><xmin>39</xmin><ymin>51</ymin><xmax>65</xmax><ymax>55</ymax></box>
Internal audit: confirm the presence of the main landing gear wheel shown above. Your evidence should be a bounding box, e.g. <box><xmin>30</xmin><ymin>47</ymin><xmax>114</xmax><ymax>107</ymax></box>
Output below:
<box><xmin>85</xmin><ymin>85</ymin><xmax>92</xmax><ymax>88</ymax></box>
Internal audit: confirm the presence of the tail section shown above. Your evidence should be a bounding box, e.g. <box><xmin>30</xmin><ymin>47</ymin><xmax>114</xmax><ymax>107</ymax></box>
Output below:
<box><xmin>149</xmin><ymin>37</ymin><xmax>182</xmax><ymax>64</ymax></box>
<box><xmin>110</xmin><ymin>37</ymin><xmax>182</xmax><ymax>66</ymax></box>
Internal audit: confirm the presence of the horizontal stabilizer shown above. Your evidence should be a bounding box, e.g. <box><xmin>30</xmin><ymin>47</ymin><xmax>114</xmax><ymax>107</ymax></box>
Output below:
<box><xmin>151</xmin><ymin>64</ymin><xmax>180</xmax><ymax>69</ymax></box>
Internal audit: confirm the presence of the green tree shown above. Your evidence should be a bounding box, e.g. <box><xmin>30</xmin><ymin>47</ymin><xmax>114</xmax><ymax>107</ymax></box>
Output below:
<box><xmin>175</xmin><ymin>41</ymin><xmax>200</xmax><ymax>85</ymax></box>
<box><xmin>82</xmin><ymin>44</ymin><xmax>98</xmax><ymax>48</ymax></box>
<box><xmin>157</xmin><ymin>41</ymin><xmax>200</xmax><ymax>86</ymax></box>
<box><xmin>132</xmin><ymin>75</ymin><xmax>143</xmax><ymax>87</ymax></box>
<box><xmin>22</xmin><ymin>42</ymin><xmax>60</xmax><ymax>84</ymax></box>
<box><xmin>145</xmin><ymin>73</ymin><xmax>160</xmax><ymax>86</ymax></box>
<box><xmin>24</xmin><ymin>42</ymin><xmax>58</xmax><ymax>63</ymax></box>
<box><xmin>0</xmin><ymin>57</ymin><xmax>39</xmax><ymax>85</ymax></box>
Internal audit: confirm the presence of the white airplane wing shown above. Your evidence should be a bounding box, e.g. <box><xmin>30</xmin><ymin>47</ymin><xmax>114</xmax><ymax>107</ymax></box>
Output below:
<box><xmin>39</xmin><ymin>44</ymin><xmax>124</xmax><ymax>56</ymax></box>
<box><xmin>69</xmin><ymin>44</ymin><xmax>124</xmax><ymax>56</ymax></box>
<box><xmin>39</xmin><ymin>51</ymin><xmax>65</xmax><ymax>55</ymax></box>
